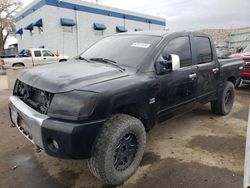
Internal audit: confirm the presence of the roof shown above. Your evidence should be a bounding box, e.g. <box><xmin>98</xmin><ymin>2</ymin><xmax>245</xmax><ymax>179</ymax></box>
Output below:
<box><xmin>116</xmin><ymin>30</ymin><xmax>210</xmax><ymax>38</ymax></box>
<box><xmin>116</xmin><ymin>30</ymin><xmax>169</xmax><ymax>37</ymax></box>
<box><xmin>27</xmin><ymin>48</ymin><xmax>49</xmax><ymax>51</ymax></box>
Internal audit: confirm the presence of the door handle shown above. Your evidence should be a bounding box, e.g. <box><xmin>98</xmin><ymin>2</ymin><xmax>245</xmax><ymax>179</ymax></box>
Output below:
<box><xmin>212</xmin><ymin>68</ymin><xmax>219</xmax><ymax>74</ymax></box>
<box><xmin>189</xmin><ymin>73</ymin><xmax>197</xmax><ymax>80</ymax></box>
<box><xmin>43</xmin><ymin>57</ymin><xmax>46</xmax><ymax>60</ymax></box>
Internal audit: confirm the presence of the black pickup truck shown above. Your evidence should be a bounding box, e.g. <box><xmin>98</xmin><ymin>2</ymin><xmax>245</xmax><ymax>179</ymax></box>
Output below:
<box><xmin>9</xmin><ymin>31</ymin><xmax>244</xmax><ymax>185</ymax></box>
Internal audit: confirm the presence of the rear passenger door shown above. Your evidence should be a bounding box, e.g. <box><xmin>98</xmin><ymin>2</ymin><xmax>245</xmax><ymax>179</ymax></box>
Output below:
<box><xmin>192</xmin><ymin>35</ymin><xmax>219</xmax><ymax>102</ymax></box>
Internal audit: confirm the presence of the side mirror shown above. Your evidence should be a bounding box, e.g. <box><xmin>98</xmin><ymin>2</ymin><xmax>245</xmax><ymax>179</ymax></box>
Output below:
<box><xmin>155</xmin><ymin>54</ymin><xmax>180</xmax><ymax>75</ymax></box>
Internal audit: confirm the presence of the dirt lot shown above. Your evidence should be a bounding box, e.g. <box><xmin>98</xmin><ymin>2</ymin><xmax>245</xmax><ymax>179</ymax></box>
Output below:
<box><xmin>0</xmin><ymin>70</ymin><xmax>249</xmax><ymax>188</ymax></box>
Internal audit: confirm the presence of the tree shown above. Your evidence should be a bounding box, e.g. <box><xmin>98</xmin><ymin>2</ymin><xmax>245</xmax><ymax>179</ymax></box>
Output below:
<box><xmin>0</xmin><ymin>0</ymin><xmax>22</xmax><ymax>51</ymax></box>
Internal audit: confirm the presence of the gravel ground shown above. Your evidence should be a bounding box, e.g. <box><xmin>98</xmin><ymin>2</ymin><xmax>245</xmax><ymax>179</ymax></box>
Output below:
<box><xmin>0</xmin><ymin>71</ymin><xmax>249</xmax><ymax>188</ymax></box>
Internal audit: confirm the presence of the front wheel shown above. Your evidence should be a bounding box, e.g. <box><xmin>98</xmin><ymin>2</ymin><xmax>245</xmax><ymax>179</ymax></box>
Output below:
<box><xmin>211</xmin><ymin>81</ymin><xmax>235</xmax><ymax>115</ymax></box>
<box><xmin>88</xmin><ymin>114</ymin><xmax>146</xmax><ymax>185</ymax></box>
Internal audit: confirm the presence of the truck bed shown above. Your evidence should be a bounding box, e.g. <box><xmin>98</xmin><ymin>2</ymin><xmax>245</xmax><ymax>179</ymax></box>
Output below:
<box><xmin>219</xmin><ymin>58</ymin><xmax>244</xmax><ymax>85</ymax></box>
<box><xmin>219</xmin><ymin>58</ymin><xmax>244</xmax><ymax>67</ymax></box>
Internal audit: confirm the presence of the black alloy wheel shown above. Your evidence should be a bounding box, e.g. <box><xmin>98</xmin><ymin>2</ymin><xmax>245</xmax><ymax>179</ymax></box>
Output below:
<box><xmin>113</xmin><ymin>133</ymin><xmax>138</xmax><ymax>171</ymax></box>
<box><xmin>225</xmin><ymin>90</ymin><xmax>232</xmax><ymax>106</ymax></box>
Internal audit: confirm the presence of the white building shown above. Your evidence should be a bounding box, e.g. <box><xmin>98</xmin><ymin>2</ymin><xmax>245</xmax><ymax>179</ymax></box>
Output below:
<box><xmin>15</xmin><ymin>0</ymin><xmax>166</xmax><ymax>57</ymax></box>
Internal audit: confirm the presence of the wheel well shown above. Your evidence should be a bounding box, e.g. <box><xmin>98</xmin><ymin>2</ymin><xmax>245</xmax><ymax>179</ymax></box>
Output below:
<box><xmin>12</xmin><ymin>62</ymin><xmax>24</xmax><ymax>67</ymax></box>
<box><xmin>112</xmin><ymin>104</ymin><xmax>154</xmax><ymax>132</ymax></box>
<box><xmin>59</xmin><ymin>59</ymin><xmax>67</xmax><ymax>62</ymax></box>
<box><xmin>227</xmin><ymin>76</ymin><xmax>236</xmax><ymax>85</ymax></box>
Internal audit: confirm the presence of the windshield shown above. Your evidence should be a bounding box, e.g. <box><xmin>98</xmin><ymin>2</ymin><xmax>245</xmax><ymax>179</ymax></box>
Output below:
<box><xmin>244</xmin><ymin>44</ymin><xmax>250</xmax><ymax>53</ymax></box>
<box><xmin>79</xmin><ymin>35</ymin><xmax>161</xmax><ymax>68</ymax></box>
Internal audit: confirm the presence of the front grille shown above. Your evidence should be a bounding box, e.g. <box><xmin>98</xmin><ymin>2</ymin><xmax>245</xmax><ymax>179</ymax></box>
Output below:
<box><xmin>14</xmin><ymin>80</ymin><xmax>53</xmax><ymax>114</ymax></box>
<box><xmin>244</xmin><ymin>63</ymin><xmax>250</xmax><ymax>71</ymax></box>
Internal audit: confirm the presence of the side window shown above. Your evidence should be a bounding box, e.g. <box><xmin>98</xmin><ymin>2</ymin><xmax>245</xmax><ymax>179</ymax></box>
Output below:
<box><xmin>34</xmin><ymin>50</ymin><xmax>42</xmax><ymax>57</ymax></box>
<box><xmin>42</xmin><ymin>50</ymin><xmax>54</xmax><ymax>57</ymax></box>
<box><xmin>162</xmin><ymin>37</ymin><xmax>192</xmax><ymax>68</ymax></box>
<box><xmin>25</xmin><ymin>50</ymin><xmax>31</xmax><ymax>57</ymax></box>
<box><xmin>194</xmin><ymin>37</ymin><xmax>212</xmax><ymax>64</ymax></box>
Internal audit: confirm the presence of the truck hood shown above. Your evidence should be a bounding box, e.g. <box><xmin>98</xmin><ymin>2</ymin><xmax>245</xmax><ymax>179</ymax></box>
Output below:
<box><xmin>18</xmin><ymin>61</ymin><xmax>129</xmax><ymax>93</ymax></box>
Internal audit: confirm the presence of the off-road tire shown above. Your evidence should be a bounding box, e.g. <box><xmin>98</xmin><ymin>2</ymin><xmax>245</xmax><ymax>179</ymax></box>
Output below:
<box><xmin>88</xmin><ymin>114</ymin><xmax>146</xmax><ymax>185</ymax></box>
<box><xmin>211</xmin><ymin>81</ymin><xmax>235</xmax><ymax>115</ymax></box>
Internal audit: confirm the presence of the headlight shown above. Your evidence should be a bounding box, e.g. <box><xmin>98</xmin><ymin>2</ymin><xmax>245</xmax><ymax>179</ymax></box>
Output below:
<box><xmin>48</xmin><ymin>90</ymin><xmax>97</xmax><ymax>120</ymax></box>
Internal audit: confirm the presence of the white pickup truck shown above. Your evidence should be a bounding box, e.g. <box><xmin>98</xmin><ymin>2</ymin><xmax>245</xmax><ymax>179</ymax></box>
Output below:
<box><xmin>0</xmin><ymin>48</ymin><xmax>68</xmax><ymax>69</ymax></box>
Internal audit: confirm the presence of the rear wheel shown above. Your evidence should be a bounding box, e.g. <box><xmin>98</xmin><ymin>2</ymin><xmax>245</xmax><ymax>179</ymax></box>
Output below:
<box><xmin>88</xmin><ymin>114</ymin><xmax>146</xmax><ymax>185</ymax></box>
<box><xmin>59</xmin><ymin>59</ymin><xmax>67</xmax><ymax>62</ymax></box>
<box><xmin>12</xmin><ymin>63</ymin><xmax>24</xmax><ymax>69</ymax></box>
<box><xmin>211</xmin><ymin>81</ymin><xmax>235</xmax><ymax>115</ymax></box>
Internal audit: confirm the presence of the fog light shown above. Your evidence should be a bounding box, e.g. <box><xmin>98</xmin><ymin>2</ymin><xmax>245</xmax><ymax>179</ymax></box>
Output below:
<box><xmin>47</xmin><ymin>138</ymin><xmax>59</xmax><ymax>152</ymax></box>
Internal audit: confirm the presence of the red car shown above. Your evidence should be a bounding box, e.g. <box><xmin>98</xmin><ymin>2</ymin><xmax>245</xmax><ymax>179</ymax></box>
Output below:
<box><xmin>229</xmin><ymin>44</ymin><xmax>250</xmax><ymax>84</ymax></box>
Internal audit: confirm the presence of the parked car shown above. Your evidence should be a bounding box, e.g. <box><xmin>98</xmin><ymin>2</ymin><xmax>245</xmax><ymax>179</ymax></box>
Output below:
<box><xmin>229</xmin><ymin>44</ymin><xmax>250</xmax><ymax>84</ymax></box>
<box><xmin>9</xmin><ymin>31</ymin><xmax>244</xmax><ymax>185</ymax></box>
<box><xmin>0</xmin><ymin>48</ymin><xmax>68</xmax><ymax>69</ymax></box>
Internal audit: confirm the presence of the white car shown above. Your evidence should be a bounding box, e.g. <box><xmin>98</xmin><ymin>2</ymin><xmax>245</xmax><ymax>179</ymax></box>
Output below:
<box><xmin>0</xmin><ymin>48</ymin><xmax>68</xmax><ymax>69</ymax></box>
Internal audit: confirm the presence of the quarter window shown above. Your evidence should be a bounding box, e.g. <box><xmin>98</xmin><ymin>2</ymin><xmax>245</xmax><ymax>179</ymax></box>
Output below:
<box><xmin>34</xmin><ymin>50</ymin><xmax>42</xmax><ymax>57</ymax></box>
<box><xmin>162</xmin><ymin>37</ymin><xmax>192</xmax><ymax>68</ymax></box>
<box><xmin>194</xmin><ymin>37</ymin><xmax>212</xmax><ymax>64</ymax></box>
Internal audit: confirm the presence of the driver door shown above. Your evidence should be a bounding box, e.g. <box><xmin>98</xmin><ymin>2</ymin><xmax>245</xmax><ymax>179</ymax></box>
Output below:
<box><xmin>42</xmin><ymin>50</ymin><xmax>58</xmax><ymax>64</ymax></box>
<box><xmin>156</xmin><ymin>36</ymin><xmax>198</xmax><ymax>117</ymax></box>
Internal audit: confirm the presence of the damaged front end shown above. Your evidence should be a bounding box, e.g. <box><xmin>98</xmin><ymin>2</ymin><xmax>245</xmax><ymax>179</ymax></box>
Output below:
<box><xmin>13</xmin><ymin>80</ymin><xmax>53</xmax><ymax>115</ymax></box>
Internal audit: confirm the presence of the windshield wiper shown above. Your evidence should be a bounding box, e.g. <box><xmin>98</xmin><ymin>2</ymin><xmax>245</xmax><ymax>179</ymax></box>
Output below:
<box><xmin>90</xmin><ymin>58</ymin><xmax>125</xmax><ymax>72</ymax></box>
<box><xmin>75</xmin><ymin>56</ymin><xmax>91</xmax><ymax>63</ymax></box>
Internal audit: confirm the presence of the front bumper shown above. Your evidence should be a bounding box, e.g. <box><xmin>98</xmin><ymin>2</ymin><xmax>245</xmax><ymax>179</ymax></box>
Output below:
<box><xmin>9</xmin><ymin>96</ymin><xmax>47</xmax><ymax>149</ymax></box>
<box><xmin>9</xmin><ymin>96</ymin><xmax>105</xmax><ymax>159</ymax></box>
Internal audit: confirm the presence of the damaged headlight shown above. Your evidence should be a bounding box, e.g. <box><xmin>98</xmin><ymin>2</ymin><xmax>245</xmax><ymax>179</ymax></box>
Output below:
<box><xmin>48</xmin><ymin>90</ymin><xmax>97</xmax><ymax>120</ymax></box>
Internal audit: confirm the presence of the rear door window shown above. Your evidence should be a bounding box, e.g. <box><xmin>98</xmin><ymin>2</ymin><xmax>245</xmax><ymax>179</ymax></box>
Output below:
<box><xmin>34</xmin><ymin>50</ymin><xmax>42</xmax><ymax>57</ymax></box>
<box><xmin>194</xmin><ymin>37</ymin><xmax>212</xmax><ymax>64</ymax></box>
